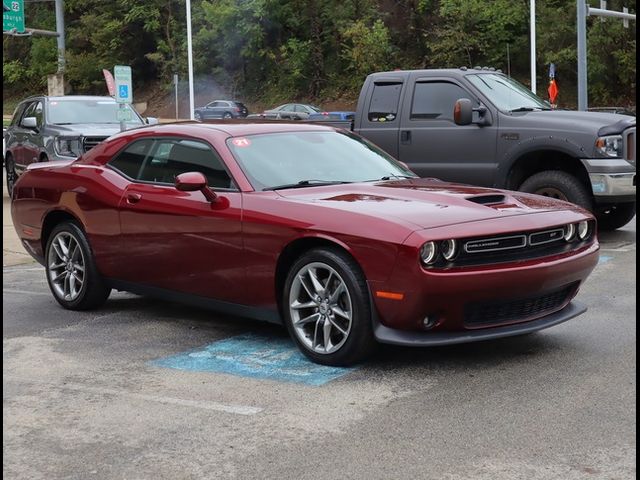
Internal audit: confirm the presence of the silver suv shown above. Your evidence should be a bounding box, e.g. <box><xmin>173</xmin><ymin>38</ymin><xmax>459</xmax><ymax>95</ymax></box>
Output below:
<box><xmin>4</xmin><ymin>95</ymin><xmax>157</xmax><ymax>197</ymax></box>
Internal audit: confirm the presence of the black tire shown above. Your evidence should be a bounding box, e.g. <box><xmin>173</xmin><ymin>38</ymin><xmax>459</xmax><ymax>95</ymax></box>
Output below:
<box><xmin>596</xmin><ymin>202</ymin><xmax>636</xmax><ymax>231</ymax></box>
<box><xmin>519</xmin><ymin>170</ymin><xmax>593</xmax><ymax>210</ymax></box>
<box><xmin>5</xmin><ymin>153</ymin><xmax>16</xmax><ymax>198</ymax></box>
<box><xmin>194</xmin><ymin>112</ymin><xmax>202</xmax><ymax>121</ymax></box>
<box><xmin>223</xmin><ymin>112</ymin><xmax>233</xmax><ymax>119</ymax></box>
<box><xmin>282</xmin><ymin>248</ymin><xmax>377</xmax><ymax>366</ymax></box>
<box><xmin>45</xmin><ymin>221</ymin><xmax>111</xmax><ymax>310</ymax></box>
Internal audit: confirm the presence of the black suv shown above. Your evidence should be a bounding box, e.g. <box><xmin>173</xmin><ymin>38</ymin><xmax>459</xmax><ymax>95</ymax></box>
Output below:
<box><xmin>194</xmin><ymin>100</ymin><xmax>249</xmax><ymax>120</ymax></box>
<box><xmin>4</xmin><ymin>95</ymin><xmax>157</xmax><ymax>197</ymax></box>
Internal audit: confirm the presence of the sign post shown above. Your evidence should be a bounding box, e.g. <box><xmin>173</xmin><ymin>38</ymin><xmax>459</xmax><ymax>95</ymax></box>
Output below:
<box><xmin>3</xmin><ymin>0</ymin><xmax>25</xmax><ymax>33</ymax></box>
<box><xmin>114</xmin><ymin>65</ymin><xmax>133</xmax><ymax>132</ymax></box>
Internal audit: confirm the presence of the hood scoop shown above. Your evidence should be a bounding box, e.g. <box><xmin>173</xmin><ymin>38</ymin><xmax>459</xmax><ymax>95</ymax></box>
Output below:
<box><xmin>465</xmin><ymin>194</ymin><xmax>507</xmax><ymax>206</ymax></box>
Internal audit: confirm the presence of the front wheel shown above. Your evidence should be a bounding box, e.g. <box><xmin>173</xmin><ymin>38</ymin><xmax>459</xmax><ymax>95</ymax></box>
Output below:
<box><xmin>519</xmin><ymin>170</ymin><xmax>593</xmax><ymax>210</ymax></box>
<box><xmin>596</xmin><ymin>202</ymin><xmax>636</xmax><ymax>231</ymax></box>
<box><xmin>194</xmin><ymin>112</ymin><xmax>202</xmax><ymax>121</ymax></box>
<box><xmin>283</xmin><ymin>248</ymin><xmax>376</xmax><ymax>366</ymax></box>
<box><xmin>5</xmin><ymin>153</ymin><xmax>16</xmax><ymax>198</ymax></box>
<box><xmin>45</xmin><ymin>222</ymin><xmax>111</xmax><ymax>310</ymax></box>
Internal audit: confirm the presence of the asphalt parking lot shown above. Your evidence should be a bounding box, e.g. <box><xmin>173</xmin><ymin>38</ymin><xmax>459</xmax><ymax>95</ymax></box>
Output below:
<box><xmin>3</xmin><ymin>177</ymin><xmax>636</xmax><ymax>480</ymax></box>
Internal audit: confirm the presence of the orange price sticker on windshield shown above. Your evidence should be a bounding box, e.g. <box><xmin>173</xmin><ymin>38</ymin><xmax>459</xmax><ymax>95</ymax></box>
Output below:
<box><xmin>232</xmin><ymin>138</ymin><xmax>251</xmax><ymax>147</ymax></box>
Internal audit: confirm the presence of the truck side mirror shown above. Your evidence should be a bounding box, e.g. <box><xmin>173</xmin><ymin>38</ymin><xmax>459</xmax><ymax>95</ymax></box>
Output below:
<box><xmin>454</xmin><ymin>99</ymin><xmax>473</xmax><ymax>126</ymax></box>
<box><xmin>21</xmin><ymin>117</ymin><xmax>38</xmax><ymax>130</ymax></box>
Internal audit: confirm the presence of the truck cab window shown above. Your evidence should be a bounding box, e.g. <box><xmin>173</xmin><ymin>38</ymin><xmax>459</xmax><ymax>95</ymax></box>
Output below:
<box><xmin>411</xmin><ymin>82</ymin><xmax>475</xmax><ymax>121</ymax></box>
<box><xmin>368</xmin><ymin>82</ymin><xmax>402</xmax><ymax>123</ymax></box>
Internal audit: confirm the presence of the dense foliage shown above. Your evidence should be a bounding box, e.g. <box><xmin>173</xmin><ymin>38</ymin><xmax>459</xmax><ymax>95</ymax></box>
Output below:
<box><xmin>3</xmin><ymin>0</ymin><xmax>636</xmax><ymax>109</ymax></box>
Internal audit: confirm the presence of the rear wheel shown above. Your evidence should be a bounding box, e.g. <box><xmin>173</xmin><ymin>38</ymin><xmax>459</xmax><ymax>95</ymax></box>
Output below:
<box><xmin>519</xmin><ymin>170</ymin><xmax>592</xmax><ymax>210</ymax></box>
<box><xmin>283</xmin><ymin>248</ymin><xmax>376</xmax><ymax>366</ymax></box>
<box><xmin>596</xmin><ymin>202</ymin><xmax>636</xmax><ymax>231</ymax></box>
<box><xmin>223</xmin><ymin>112</ymin><xmax>233</xmax><ymax>119</ymax></box>
<box><xmin>5</xmin><ymin>153</ymin><xmax>16</xmax><ymax>198</ymax></box>
<box><xmin>45</xmin><ymin>221</ymin><xmax>111</xmax><ymax>310</ymax></box>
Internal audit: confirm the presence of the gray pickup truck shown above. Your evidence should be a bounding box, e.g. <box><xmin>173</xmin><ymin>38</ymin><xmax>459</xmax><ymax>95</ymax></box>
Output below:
<box><xmin>322</xmin><ymin>68</ymin><xmax>636</xmax><ymax>230</ymax></box>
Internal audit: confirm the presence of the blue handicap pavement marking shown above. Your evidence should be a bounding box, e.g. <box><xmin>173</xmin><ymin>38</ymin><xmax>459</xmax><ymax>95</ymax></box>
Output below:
<box><xmin>149</xmin><ymin>333</ymin><xmax>355</xmax><ymax>386</ymax></box>
<box><xmin>598</xmin><ymin>255</ymin><xmax>613</xmax><ymax>265</ymax></box>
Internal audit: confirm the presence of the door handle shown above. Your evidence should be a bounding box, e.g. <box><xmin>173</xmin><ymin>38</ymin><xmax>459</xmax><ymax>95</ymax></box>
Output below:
<box><xmin>400</xmin><ymin>130</ymin><xmax>412</xmax><ymax>144</ymax></box>
<box><xmin>126</xmin><ymin>193</ymin><xmax>142</xmax><ymax>204</ymax></box>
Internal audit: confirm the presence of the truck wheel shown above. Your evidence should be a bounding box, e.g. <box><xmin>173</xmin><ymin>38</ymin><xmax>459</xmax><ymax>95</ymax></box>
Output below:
<box><xmin>519</xmin><ymin>171</ymin><xmax>592</xmax><ymax>210</ymax></box>
<box><xmin>5</xmin><ymin>153</ymin><xmax>16</xmax><ymax>198</ymax></box>
<box><xmin>596</xmin><ymin>202</ymin><xmax>636</xmax><ymax>231</ymax></box>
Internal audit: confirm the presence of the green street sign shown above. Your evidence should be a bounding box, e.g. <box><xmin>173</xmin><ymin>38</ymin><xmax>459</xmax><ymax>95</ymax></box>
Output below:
<box><xmin>3</xmin><ymin>0</ymin><xmax>25</xmax><ymax>33</ymax></box>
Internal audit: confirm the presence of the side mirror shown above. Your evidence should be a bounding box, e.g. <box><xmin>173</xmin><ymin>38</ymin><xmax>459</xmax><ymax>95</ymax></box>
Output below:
<box><xmin>454</xmin><ymin>99</ymin><xmax>473</xmax><ymax>126</ymax></box>
<box><xmin>145</xmin><ymin>117</ymin><xmax>159</xmax><ymax>125</ymax></box>
<box><xmin>22</xmin><ymin>117</ymin><xmax>38</xmax><ymax>130</ymax></box>
<box><xmin>175</xmin><ymin>172</ymin><xmax>217</xmax><ymax>202</ymax></box>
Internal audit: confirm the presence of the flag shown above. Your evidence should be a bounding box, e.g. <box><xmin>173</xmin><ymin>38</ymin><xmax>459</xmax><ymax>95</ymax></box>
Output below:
<box><xmin>548</xmin><ymin>63</ymin><xmax>559</xmax><ymax>106</ymax></box>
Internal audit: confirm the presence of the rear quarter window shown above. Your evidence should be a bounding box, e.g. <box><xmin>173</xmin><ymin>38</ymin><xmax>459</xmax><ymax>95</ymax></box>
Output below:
<box><xmin>368</xmin><ymin>82</ymin><xmax>402</xmax><ymax>123</ymax></box>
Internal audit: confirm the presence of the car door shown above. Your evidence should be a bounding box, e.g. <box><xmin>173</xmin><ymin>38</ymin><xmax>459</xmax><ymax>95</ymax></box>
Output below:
<box><xmin>21</xmin><ymin>100</ymin><xmax>45</xmax><ymax>166</ymax></box>
<box><xmin>13</xmin><ymin>101</ymin><xmax>39</xmax><ymax>171</ymax></box>
<box><xmin>397</xmin><ymin>77</ymin><xmax>498</xmax><ymax>186</ymax></box>
<box><xmin>112</xmin><ymin>137</ymin><xmax>246</xmax><ymax>303</ymax></box>
<box><xmin>204</xmin><ymin>101</ymin><xmax>221</xmax><ymax>119</ymax></box>
<box><xmin>6</xmin><ymin>101</ymin><xmax>30</xmax><ymax>170</ymax></box>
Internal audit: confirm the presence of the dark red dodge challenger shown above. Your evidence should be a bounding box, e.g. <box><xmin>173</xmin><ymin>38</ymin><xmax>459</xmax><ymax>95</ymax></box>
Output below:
<box><xmin>11</xmin><ymin>122</ymin><xmax>599</xmax><ymax>365</ymax></box>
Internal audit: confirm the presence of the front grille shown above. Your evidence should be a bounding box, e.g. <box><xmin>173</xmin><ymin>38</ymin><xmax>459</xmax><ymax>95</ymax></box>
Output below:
<box><xmin>464</xmin><ymin>283</ymin><xmax>578</xmax><ymax>327</ymax></box>
<box><xmin>625</xmin><ymin>128</ymin><xmax>636</xmax><ymax>166</ymax></box>
<box><xmin>82</xmin><ymin>136</ymin><xmax>108</xmax><ymax>152</ymax></box>
<box><xmin>435</xmin><ymin>222</ymin><xmax>596</xmax><ymax>268</ymax></box>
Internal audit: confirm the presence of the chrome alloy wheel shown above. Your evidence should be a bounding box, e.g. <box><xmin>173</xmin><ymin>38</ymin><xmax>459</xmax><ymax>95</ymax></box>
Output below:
<box><xmin>48</xmin><ymin>232</ymin><xmax>86</xmax><ymax>302</ymax></box>
<box><xmin>289</xmin><ymin>262</ymin><xmax>353</xmax><ymax>355</ymax></box>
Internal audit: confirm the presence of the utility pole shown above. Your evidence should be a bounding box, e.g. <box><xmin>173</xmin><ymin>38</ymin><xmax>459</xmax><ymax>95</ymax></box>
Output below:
<box><xmin>530</xmin><ymin>0</ymin><xmax>536</xmax><ymax>94</ymax></box>
<box><xmin>54</xmin><ymin>0</ymin><xmax>65</xmax><ymax>73</ymax></box>
<box><xmin>186</xmin><ymin>0</ymin><xmax>195</xmax><ymax>120</ymax></box>
<box><xmin>577</xmin><ymin>1</ymin><xmax>636</xmax><ymax>110</ymax></box>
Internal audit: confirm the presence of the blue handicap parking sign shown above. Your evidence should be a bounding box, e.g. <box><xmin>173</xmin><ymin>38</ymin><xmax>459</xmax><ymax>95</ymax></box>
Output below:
<box><xmin>118</xmin><ymin>85</ymin><xmax>129</xmax><ymax>98</ymax></box>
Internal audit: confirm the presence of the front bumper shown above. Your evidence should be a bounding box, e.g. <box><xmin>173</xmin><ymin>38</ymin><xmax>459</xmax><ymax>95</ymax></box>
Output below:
<box><xmin>582</xmin><ymin>158</ymin><xmax>636</xmax><ymax>200</ymax></box>
<box><xmin>373</xmin><ymin>301</ymin><xmax>586</xmax><ymax>346</ymax></box>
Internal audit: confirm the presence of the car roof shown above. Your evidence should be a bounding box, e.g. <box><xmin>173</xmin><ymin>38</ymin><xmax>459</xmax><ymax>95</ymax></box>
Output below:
<box><xmin>140</xmin><ymin>121</ymin><xmax>337</xmax><ymax>137</ymax></box>
<box><xmin>19</xmin><ymin>95</ymin><xmax>118</xmax><ymax>103</ymax></box>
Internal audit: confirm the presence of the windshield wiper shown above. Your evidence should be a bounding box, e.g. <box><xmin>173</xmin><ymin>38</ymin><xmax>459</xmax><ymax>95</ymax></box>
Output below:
<box><xmin>509</xmin><ymin>106</ymin><xmax>551</xmax><ymax>112</ymax></box>
<box><xmin>377</xmin><ymin>174</ymin><xmax>416</xmax><ymax>181</ymax></box>
<box><xmin>263</xmin><ymin>180</ymin><xmax>352</xmax><ymax>191</ymax></box>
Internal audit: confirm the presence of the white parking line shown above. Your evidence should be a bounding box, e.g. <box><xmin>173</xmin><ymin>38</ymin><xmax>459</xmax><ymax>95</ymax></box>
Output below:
<box><xmin>3</xmin><ymin>289</ymin><xmax>51</xmax><ymax>296</ymax></box>
<box><xmin>4</xmin><ymin>376</ymin><xmax>263</xmax><ymax>416</ymax></box>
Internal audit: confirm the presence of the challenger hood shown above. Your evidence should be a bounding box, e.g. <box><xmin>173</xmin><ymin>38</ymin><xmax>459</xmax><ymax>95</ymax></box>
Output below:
<box><xmin>276</xmin><ymin>178</ymin><xmax>582</xmax><ymax>230</ymax></box>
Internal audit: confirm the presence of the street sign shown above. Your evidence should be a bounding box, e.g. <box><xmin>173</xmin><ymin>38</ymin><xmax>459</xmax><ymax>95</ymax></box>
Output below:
<box><xmin>114</xmin><ymin>65</ymin><xmax>132</xmax><ymax>104</ymax></box>
<box><xmin>116</xmin><ymin>108</ymin><xmax>133</xmax><ymax>122</ymax></box>
<box><xmin>3</xmin><ymin>0</ymin><xmax>25</xmax><ymax>33</ymax></box>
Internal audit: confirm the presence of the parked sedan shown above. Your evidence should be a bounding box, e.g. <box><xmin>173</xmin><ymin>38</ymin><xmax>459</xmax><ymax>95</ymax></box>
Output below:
<box><xmin>194</xmin><ymin>100</ymin><xmax>249</xmax><ymax>121</ymax></box>
<box><xmin>11</xmin><ymin>122</ymin><xmax>599</xmax><ymax>365</ymax></box>
<box><xmin>255</xmin><ymin>103</ymin><xmax>322</xmax><ymax>120</ymax></box>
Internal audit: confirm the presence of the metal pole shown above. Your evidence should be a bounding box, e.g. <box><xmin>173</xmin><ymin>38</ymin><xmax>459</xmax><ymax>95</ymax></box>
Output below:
<box><xmin>54</xmin><ymin>0</ymin><xmax>65</xmax><ymax>73</ymax></box>
<box><xmin>186</xmin><ymin>0</ymin><xmax>195</xmax><ymax>120</ymax></box>
<box><xmin>174</xmin><ymin>74</ymin><xmax>179</xmax><ymax>120</ymax></box>
<box><xmin>507</xmin><ymin>43</ymin><xmax>511</xmax><ymax>77</ymax></box>
<box><xmin>588</xmin><ymin>6</ymin><xmax>636</xmax><ymax>21</ymax></box>
<box><xmin>530</xmin><ymin>0</ymin><xmax>536</xmax><ymax>93</ymax></box>
<box><xmin>119</xmin><ymin>104</ymin><xmax>126</xmax><ymax>133</ymax></box>
<box><xmin>577</xmin><ymin>0</ymin><xmax>588</xmax><ymax>111</ymax></box>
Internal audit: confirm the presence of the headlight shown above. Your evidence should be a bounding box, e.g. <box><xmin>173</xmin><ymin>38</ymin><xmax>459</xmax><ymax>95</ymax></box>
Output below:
<box><xmin>563</xmin><ymin>223</ymin><xmax>576</xmax><ymax>241</ymax></box>
<box><xmin>441</xmin><ymin>239</ymin><xmax>457</xmax><ymax>261</ymax></box>
<box><xmin>54</xmin><ymin>137</ymin><xmax>82</xmax><ymax>157</ymax></box>
<box><xmin>577</xmin><ymin>221</ymin><xmax>590</xmax><ymax>240</ymax></box>
<box><xmin>595</xmin><ymin>135</ymin><xmax>623</xmax><ymax>158</ymax></box>
<box><xmin>420</xmin><ymin>241</ymin><xmax>437</xmax><ymax>265</ymax></box>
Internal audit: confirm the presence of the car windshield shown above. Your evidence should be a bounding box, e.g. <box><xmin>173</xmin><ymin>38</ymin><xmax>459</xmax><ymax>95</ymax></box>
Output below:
<box><xmin>48</xmin><ymin>99</ymin><xmax>143</xmax><ymax>125</ymax></box>
<box><xmin>227</xmin><ymin>130</ymin><xmax>416</xmax><ymax>191</ymax></box>
<box><xmin>466</xmin><ymin>73</ymin><xmax>551</xmax><ymax>111</ymax></box>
